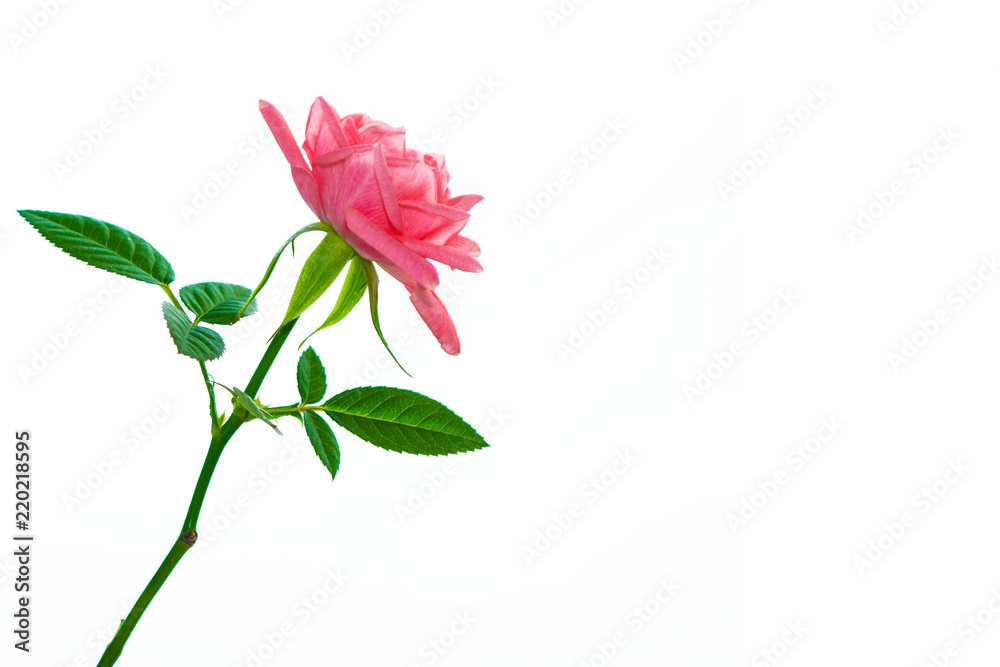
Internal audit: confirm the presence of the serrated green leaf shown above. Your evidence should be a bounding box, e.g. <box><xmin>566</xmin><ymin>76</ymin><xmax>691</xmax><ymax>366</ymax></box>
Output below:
<box><xmin>230</xmin><ymin>386</ymin><xmax>281</xmax><ymax>434</ymax></box>
<box><xmin>280</xmin><ymin>232</ymin><xmax>355</xmax><ymax>327</ymax></box>
<box><xmin>19</xmin><ymin>210</ymin><xmax>174</xmax><ymax>285</ymax></box>
<box><xmin>361</xmin><ymin>260</ymin><xmax>410</xmax><ymax>377</ymax></box>
<box><xmin>321</xmin><ymin>387</ymin><xmax>488</xmax><ymax>456</ymax></box>
<box><xmin>302</xmin><ymin>411</ymin><xmax>340</xmax><ymax>481</ymax></box>
<box><xmin>162</xmin><ymin>302</ymin><xmax>225</xmax><ymax>361</ymax></box>
<box><xmin>179</xmin><ymin>282</ymin><xmax>258</xmax><ymax>325</ymax></box>
<box><xmin>296</xmin><ymin>347</ymin><xmax>326</xmax><ymax>404</ymax></box>
<box><xmin>301</xmin><ymin>255</ymin><xmax>368</xmax><ymax>347</ymax></box>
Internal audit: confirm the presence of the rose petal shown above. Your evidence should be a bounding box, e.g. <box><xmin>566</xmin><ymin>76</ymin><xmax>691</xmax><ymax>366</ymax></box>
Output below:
<box><xmin>313</xmin><ymin>145</ymin><xmax>372</xmax><ymax>166</ymax></box>
<box><xmin>386</xmin><ymin>159</ymin><xmax>437</xmax><ymax>203</ymax></box>
<box><xmin>312</xmin><ymin>148</ymin><xmax>376</xmax><ymax>231</ymax></box>
<box><xmin>358</xmin><ymin>120</ymin><xmax>407</xmax><ymax>157</ymax></box>
<box><xmin>399</xmin><ymin>201</ymin><xmax>471</xmax><ymax>243</ymax></box>
<box><xmin>443</xmin><ymin>194</ymin><xmax>484</xmax><ymax>213</ymax></box>
<box><xmin>345</xmin><ymin>208</ymin><xmax>439</xmax><ymax>289</ymax></box>
<box><xmin>444</xmin><ymin>234</ymin><xmax>481</xmax><ymax>257</ymax></box>
<box><xmin>303</xmin><ymin>98</ymin><xmax>348</xmax><ymax>162</ymax></box>
<box><xmin>373</xmin><ymin>144</ymin><xmax>404</xmax><ymax>233</ymax></box>
<box><xmin>400</xmin><ymin>237</ymin><xmax>483</xmax><ymax>273</ymax></box>
<box><xmin>259</xmin><ymin>100</ymin><xmax>322</xmax><ymax>218</ymax></box>
<box><xmin>409</xmin><ymin>286</ymin><xmax>460</xmax><ymax>355</ymax></box>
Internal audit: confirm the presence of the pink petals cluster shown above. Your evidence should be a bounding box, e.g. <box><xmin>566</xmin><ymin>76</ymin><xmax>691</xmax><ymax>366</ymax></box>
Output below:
<box><xmin>260</xmin><ymin>97</ymin><xmax>483</xmax><ymax>355</ymax></box>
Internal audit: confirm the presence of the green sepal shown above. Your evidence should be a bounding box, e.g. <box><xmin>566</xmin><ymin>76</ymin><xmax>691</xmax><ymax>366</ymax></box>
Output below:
<box><xmin>280</xmin><ymin>231</ymin><xmax>355</xmax><ymax>327</ymax></box>
<box><xmin>361</xmin><ymin>260</ymin><xmax>410</xmax><ymax>377</ymax></box>
<box><xmin>300</xmin><ymin>254</ymin><xmax>368</xmax><ymax>347</ymax></box>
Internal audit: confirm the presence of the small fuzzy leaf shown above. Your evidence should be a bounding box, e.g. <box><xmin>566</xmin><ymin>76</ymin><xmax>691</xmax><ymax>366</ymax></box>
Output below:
<box><xmin>321</xmin><ymin>386</ymin><xmax>488</xmax><ymax>456</ymax></box>
<box><xmin>296</xmin><ymin>347</ymin><xmax>327</xmax><ymax>404</ymax></box>
<box><xmin>162</xmin><ymin>302</ymin><xmax>225</xmax><ymax>361</ymax></box>
<box><xmin>179</xmin><ymin>282</ymin><xmax>257</xmax><ymax>325</ymax></box>
<box><xmin>302</xmin><ymin>411</ymin><xmax>340</xmax><ymax>481</ymax></box>
<box><xmin>19</xmin><ymin>210</ymin><xmax>174</xmax><ymax>285</ymax></box>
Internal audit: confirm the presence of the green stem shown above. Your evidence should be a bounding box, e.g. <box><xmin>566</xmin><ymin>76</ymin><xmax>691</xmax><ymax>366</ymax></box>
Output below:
<box><xmin>96</xmin><ymin>424</ymin><xmax>239</xmax><ymax>666</ymax></box>
<box><xmin>160</xmin><ymin>284</ymin><xmax>185</xmax><ymax>312</ymax></box>
<box><xmin>161</xmin><ymin>285</ymin><xmax>220</xmax><ymax>429</ymax></box>
<box><xmin>96</xmin><ymin>318</ymin><xmax>299</xmax><ymax>667</ymax></box>
<box><xmin>199</xmin><ymin>361</ymin><xmax>220</xmax><ymax>430</ymax></box>
<box><xmin>245</xmin><ymin>318</ymin><xmax>299</xmax><ymax>397</ymax></box>
<box><xmin>94</xmin><ymin>534</ymin><xmax>195</xmax><ymax>667</ymax></box>
<box><xmin>267</xmin><ymin>404</ymin><xmax>321</xmax><ymax>417</ymax></box>
<box><xmin>182</xmin><ymin>419</ymin><xmax>240</xmax><ymax>531</ymax></box>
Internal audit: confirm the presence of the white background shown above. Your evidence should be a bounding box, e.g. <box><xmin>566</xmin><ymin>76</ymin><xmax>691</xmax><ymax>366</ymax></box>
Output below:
<box><xmin>2</xmin><ymin>0</ymin><xmax>1000</xmax><ymax>665</ymax></box>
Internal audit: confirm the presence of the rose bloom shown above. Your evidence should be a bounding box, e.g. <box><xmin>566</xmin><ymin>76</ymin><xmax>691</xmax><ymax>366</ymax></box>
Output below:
<box><xmin>260</xmin><ymin>97</ymin><xmax>483</xmax><ymax>355</ymax></box>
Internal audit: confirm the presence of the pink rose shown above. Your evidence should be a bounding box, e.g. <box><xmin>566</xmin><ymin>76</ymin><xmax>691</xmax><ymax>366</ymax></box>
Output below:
<box><xmin>260</xmin><ymin>97</ymin><xmax>483</xmax><ymax>355</ymax></box>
